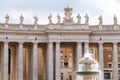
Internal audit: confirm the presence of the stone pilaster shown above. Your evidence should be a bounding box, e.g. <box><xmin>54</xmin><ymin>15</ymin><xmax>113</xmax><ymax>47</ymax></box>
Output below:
<box><xmin>55</xmin><ymin>42</ymin><xmax>61</xmax><ymax>80</ymax></box>
<box><xmin>3</xmin><ymin>42</ymin><xmax>9</xmax><ymax>80</ymax></box>
<box><xmin>84</xmin><ymin>42</ymin><xmax>89</xmax><ymax>53</ymax></box>
<box><xmin>98</xmin><ymin>42</ymin><xmax>104</xmax><ymax>78</ymax></box>
<box><xmin>32</xmin><ymin>42</ymin><xmax>38</xmax><ymax>80</ymax></box>
<box><xmin>47</xmin><ymin>42</ymin><xmax>54</xmax><ymax>80</ymax></box>
<box><xmin>17</xmin><ymin>42</ymin><xmax>23</xmax><ymax>80</ymax></box>
<box><xmin>75</xmin><ymin>42</ymin><xmax>82</xmax><ymax>80</ymax></box>
<box><xmin>113</xmin><ymin>42</ymin><xmax>118</xmax><ymax>80</ymax></box>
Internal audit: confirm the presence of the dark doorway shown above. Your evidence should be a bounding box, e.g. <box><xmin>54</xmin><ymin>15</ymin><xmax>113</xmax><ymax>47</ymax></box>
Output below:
<box><xmin>8</xmin><ymin>48</ymin><xmax>11</xmax><ymax>80</ymax></box>
<box><xmin>69</xmin><ymin>75</ymin><xmax>72</xmax><ymax>80</ymax></box>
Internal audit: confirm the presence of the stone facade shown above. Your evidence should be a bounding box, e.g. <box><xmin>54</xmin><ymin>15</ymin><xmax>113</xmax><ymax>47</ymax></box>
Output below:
<box><xmin>0</xmin><ymin>7</ymin><xmax>120</xmax><ymax>80</ymax></box>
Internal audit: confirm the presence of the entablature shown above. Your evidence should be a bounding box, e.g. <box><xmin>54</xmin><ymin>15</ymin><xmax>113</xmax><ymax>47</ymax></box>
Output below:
<box><xmin>90</xmin><ymin>30</ymin><xmax>120</xmax><ymax>36</ymax></box>
<box><xmin>46</xmin><ymin>29</ymin><xmax>92</xmax><ymax>35</ymax></box>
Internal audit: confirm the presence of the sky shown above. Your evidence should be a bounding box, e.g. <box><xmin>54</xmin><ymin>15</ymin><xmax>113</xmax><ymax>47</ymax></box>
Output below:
<box><xmin>0</xmin><ymin>0</ymin><xmax>120</xmax><ymax>25</ymax></box>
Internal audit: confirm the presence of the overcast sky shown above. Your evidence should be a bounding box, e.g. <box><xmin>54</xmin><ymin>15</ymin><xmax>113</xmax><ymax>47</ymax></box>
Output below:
<box><xmin>0</xmin><ymin>0</ymin><xmax>120</xmax><ymax>24</ymax></box>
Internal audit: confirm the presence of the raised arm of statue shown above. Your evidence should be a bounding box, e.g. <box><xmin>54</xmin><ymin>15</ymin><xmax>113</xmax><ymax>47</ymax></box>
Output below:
<box><xmin>20</xmin><ymin>15</ymin><xmax>24</xmax><ymax>24</ymax></box>
<box><xmin>5</xmin><ymin>14</ymin><xmax>9</xmax><ymax>24</ymax></box>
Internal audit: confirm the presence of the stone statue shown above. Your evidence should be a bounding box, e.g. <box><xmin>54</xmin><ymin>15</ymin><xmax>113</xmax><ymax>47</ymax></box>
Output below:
<box><xmin>5</xmin><ymin>14</ymin><xmax>9</xmax><ymax>24</ymax></box>
<box><xmin>113</xmin><ymin>14</ymin><xmax>117</xmax><ymax>25</ymax></box>
<box><xmin>33</xmin><ymin>15</ymin><xmax>38</xmax><ymax>25</ymax></box>
<box><xmin>48</xmin><ymin>13</ymin><xmax>52</xmax><ymax>24</ymax></box>
<box><xmin>64</xmin><ymin>7</ymin><xmax>72</xmax><ymax>20</ymax></box>
<box><xmin>98</xmin><ymin>15</ymin><xmax>102</xmax><ymax>25</ymax></box>
<box><xmin>62</xmin><ymin>7</ymin><xmax>74</xmax><ymax>24</ymax></box>
<box><xmin>85</xmin><ymin>14</ymin><xmax>89</xmax><ymax>24</ymax></box>
<box><xmin>57</xmin><ymin>14</ymin><xmax>60</xmax><ymax>24</ymax></box>
<box><xmin>20</xmin><ymin>15</ymin><xmax>24</xmax><ymax>25</ymax></box>
<box><xmin>77</xmin><ymin>14</ymin><xmax>81</xmax><ymax>24</ymax></box>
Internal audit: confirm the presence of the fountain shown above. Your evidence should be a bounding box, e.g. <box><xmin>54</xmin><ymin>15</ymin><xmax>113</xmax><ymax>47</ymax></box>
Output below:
<box><xmin>76</xmin><ymin>51</ymin><xmax>103</xmax><ymax>80</ymax></box>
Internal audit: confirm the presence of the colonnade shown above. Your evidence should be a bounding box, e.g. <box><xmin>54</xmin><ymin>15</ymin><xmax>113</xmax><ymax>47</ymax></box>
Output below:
<box><xmin>0</xmin><ymin>41</ymin><xmax>119</xmax><ymax>80</ymax></box>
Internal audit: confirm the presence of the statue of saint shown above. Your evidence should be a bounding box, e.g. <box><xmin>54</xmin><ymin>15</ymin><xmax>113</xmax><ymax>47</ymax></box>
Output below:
<box><xmin>48</xmin><ymin>14</ymin><xmax>52</xmax><ymax>24</ymax></box>
<box><xmin>113</xmin><ymin>14</ymin><xmax>117</xmax><ymax>25</ymax></box>
<box><xmin>33</xmin><ymin>16</ymin><xmax>38</xmax><ymax>25</ymax></box>
<box><xmin>20</xmin><ymin>15</ymin><xmax>24</xmax><ymax>25</ymax></box>
<box><xmin>98</xmin><ymin>15</ymin><xmax>102</xmax><ymax>25</ymax></box>
<box><xmin>57</xmin><ymin>14</ymin><xmax>60</xmax><ymax>24</ymax></box>
<box><xmin>77</xmin><ymin>14</ymin><xmax>81</xmax><ymax>24</ymax></box>
<box><xmin>85</xmin><ymin>14</ymin><xmax>89</xmax><ymax>24</ymax></box>
<box><xmin>5</xmin><ymin>14</ymin><xmax>9</xmax><ymax>24</ymax></box>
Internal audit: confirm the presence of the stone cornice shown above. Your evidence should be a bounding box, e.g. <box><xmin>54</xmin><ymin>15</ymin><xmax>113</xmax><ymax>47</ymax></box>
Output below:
<box><xmin>46</xmin><ymin>30</ymin><xmax>92</xmax><ymax>35</ymax></box>
<box><xmin>0</xmin><ymin>23</ymin><xmax>120</xmax><ymax>31</ymax></box>
<box><xmin>0</xmin><ymin>29</ymin><xmax>45</xmax><ymax>35</ymax></box>
<box><xmin>90</xmin><ymin>30</ymin><xmax>120</xmax><ymax>35</ymax></box>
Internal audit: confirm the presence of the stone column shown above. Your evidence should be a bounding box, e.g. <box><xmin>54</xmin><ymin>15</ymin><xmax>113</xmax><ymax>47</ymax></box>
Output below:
<box><xmin>113</xmin><ymin>42</ymin><xmax>118</xmax><ymax>80</ymax></box>
<box><xmin>75</xmin><ymin>42</ymin><xmax>82</xmax><ymax>80</ymax></box>
<box><xmin>0</xmin><ymin>44</ymin><xmax>2</xmax><ymax>80</ymax></box>
<box><xmin>76</xmin><ymin>42</ymin><xmax>82</xmax><ymax>68</ymax></box>
<box><xmin>47</xmin><ymin>42</ymin><xmax>53</xmax><ymax>80</ymax></box>
<box><xmin>84</xmin><ymin>42</ymin><xmax>89</xmax><ymax>53</ymax></box>
<box><xmin>98</xmin><ymin>42</ymin><xmax>104</xmax><ymax>78</ymax></box>
<box><xmin>55</xmin><ymin>42</ymin><xmax>61</xmax><ymax>80</ymax></box>
<box><xmin>3</xmin><ymin>42</ymin><xmax>9</xmax><ymax>80</ymax></box>
<box><xmin>32</xmin><ymin>42</ymin><xmax>38</xmax><ymax>80</ymax></box>
<box><xmin>17</xmin><ymin>42</ymin><xmax>23</xmax><ymax>80</ymax></box>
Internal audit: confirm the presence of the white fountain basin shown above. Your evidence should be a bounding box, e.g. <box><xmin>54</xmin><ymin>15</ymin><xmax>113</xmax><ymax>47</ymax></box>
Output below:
<box><xmin>79</xmin><ymin>57</ymin><xmax>97</xmax><ymax>64</ymax></box>
<box><xmin>76</xmin><ymin>51</ymin><xmax>103</xmax><ymax>80</ymax></box>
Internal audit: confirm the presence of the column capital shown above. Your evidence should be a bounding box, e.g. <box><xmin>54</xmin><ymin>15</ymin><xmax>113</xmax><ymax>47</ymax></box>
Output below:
<box><xmin>32</xmin><ymin>42</ymin><xmax>38</xmax><ymax>44</ymax></box>
<box><xmin>98</xmin><ymin>42</ymin><xmax>104</xmax><ymax>46</ymax></box>
<box><xmin>18</xmin><ymin>42</ymin><xmax>24</xmax><ymax>44</ymax></box>
<box><xmin>113</xmin><ymin>42</ymin><xmax>118</xmax><ymax>44</ymax></box>
<box><xmin>84</xmin><ymin>41</ymin><xmax>89</xmax><ymax>43</ymax></box>
<box><xmin>84</xmin><ymin>42</ymin><xmax>89</xmax><ymax>45</ymax></box>
<box><xmin>76</xmin><ymin>42</ymin><xmax>82</xmax><ymax>44</ymax></box>
<box><xmin>98</xmin><ymin>42</ymin><xmax>104</xmax><ymax>44</ymax></box>
<box><xmin>55</xmin><ymin>41</ymin><xmax>61</xmax><ymax>44</ymax></box>
<box><xmin>47</xmin><ymin>42</ymin><xmax>54</xmax><ymax>44</ymax></box>
<box><xmin>3</xmin><ymin>41</ymin><xmax>9</xmax><ymax>45</ymax></box>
